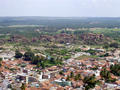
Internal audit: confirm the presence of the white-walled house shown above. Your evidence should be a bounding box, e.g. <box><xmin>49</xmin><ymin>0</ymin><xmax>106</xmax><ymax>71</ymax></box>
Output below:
<box><xmin>0</xmin><ymin>51</ymin><xmax>15</xmax><ymax>61</ymax></box>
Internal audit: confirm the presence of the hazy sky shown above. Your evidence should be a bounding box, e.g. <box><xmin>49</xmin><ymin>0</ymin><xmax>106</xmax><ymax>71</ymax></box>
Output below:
<box><xmin>0</xmin><ymin>0</ymin><xmax>119</xmax><ymax>17</ymax></box>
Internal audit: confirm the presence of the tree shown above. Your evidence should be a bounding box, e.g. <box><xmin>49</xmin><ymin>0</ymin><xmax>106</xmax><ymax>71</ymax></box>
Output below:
<box><xmin>110</xmin><ymin>64</ymin><xmax>120</xmax><ymax>76</ymax></box>
<box><xmin>70</xmin><ymin>71</ymin><xmax>74</xmax><ymax>78</ymax></box>
<box><xmin>100</xmin><ymin>68</ymin><xmax>116</xmax><ymax>83</ymax></box>
<box><xmin>41</xmin><ymin>62</ymin><xmax>45</xmax><ymax>69</ymax></box>
<box><xmin>100</xmin><ymin>68</ymin><xmax>111</xmax><ymax>80</ymax></box>
<box><xmin>0</xmin><ymin>58</ymin><xmax>2</xmax><ymax>62</ymax></box>
<box><xmin>74</xmin><ymin>73</ymin><xmax>81</xmax><ymax>81</ymax></box>
<box><xmin>0</xmin><ymin>58</ymin><xmax>2</xmax><ymax>67</ymax></box>
<box><xmin>24</xmin><ymin>51</ymin><xmax>34</xmax><ymax>61</ymax></box>
<box><xmin>7</xmin><ymin>84</ymin><xmax>12</xmax><ymax>89</ymax></box>
<box><xmin>83</xmin><ymin>75</ymin><xmax>99</xmax><ymax>90</ymax></box>
<box><xmin>66</xmin><ymin>75</ymin><xmax>70</xmax><ymax>81</ymax></box>
<box><xmin>50</xmin><ymin>57</ymin><xmax>55</xmax><ymax>64</ymax></box>
<box><xmin>32</xmin><ymin>55</ymin><xmax>41</xmax><ymax>64</ymax></box>
<box><xmin>110</xmin><ymin>43</ymin><xmax>119</xmax><ymax>48</ymax></box>
<box><xmin>59</xmin><ymin>70</ymin><xmax>64</xmax><ymax>75</ymax></box>
<box><xmin>15</xmin><ymin>50</ymin><xmax>23</xmax><ymax>58</ymax></box>
<box><xmin>20</xmin><ymin>83</ymin><xmax>26</xmax><ymax>90</ymax></box>
<box><xmin>85</xmin><ymin>49</ymin><xmax>96</xmax><ymax>55</ymax></box>
<box><xmin>103</xmin><ymin>43</ymin><xmax>109</xmax><ymax>49</ymax></box>
<box><xmin>37</xmin><ymin>62</ymin><xmax>41</xmax><ymax>68</ymax></box>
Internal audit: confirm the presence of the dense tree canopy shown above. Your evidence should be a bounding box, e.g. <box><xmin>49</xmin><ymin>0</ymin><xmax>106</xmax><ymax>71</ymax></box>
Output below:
<box><xmin>24</xmin><ymin>51</ymin><xmax>34</xmax><ymax>61</ymax></box>
<box><xmin>15</xmin><ymin>50</ymin><xmax>23</xmax><ymax>58</ymax></box>
<box><xmin>110</xmin><ymin>64</ymin><xmax>120</xmax><ymax>76</ymax></box>
<box><xmin>100</xmin><ymin>68</ymin><xmax>116</xmax><ymax>83</ymax></box>
<box><xmin>83</xmin><ymin>75</ymin><xmax>99</xmax><ymax>90</ymax></box>
<box><xmin>110</xmin><ymin>43</ymin><xmax>119</xmax><ymax>48</ymax></box>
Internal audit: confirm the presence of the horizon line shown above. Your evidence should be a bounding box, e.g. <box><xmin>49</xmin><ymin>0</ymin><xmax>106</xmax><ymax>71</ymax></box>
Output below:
<box><xmin>0</xmin><ymin>16</ymin><xmax>120</xmax><ymax>18</ymax></box>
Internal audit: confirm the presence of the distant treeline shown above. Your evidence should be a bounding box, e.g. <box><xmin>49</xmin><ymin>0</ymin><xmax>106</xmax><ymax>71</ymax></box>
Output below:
<box><xmin>0</xmin><ymin>17</ymin><xmax>120</xmax><ymax>28</ymax></box>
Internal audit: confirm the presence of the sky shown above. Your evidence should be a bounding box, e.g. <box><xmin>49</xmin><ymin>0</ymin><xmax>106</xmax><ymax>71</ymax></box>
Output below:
<box><xmin>0</xmin><ymin>0</ymin><xmax>119</xmax><ymax>17</ymax></box>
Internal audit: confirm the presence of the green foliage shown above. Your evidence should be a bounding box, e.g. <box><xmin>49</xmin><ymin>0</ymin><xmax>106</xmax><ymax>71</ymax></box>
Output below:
<box><xmin>37</xmin><ymin>62</ymin><xmax>41</xmax><ymax>68</ymax></box>
<box><xmin>23</xmin><ymin>51</ymin><xmax>63</xmax><ymax>69</ymax></box>
<box><xmin>63</xmin><ymin>55</ymin><xmax>71</xmax><ymax>60</ymax></box>
<box><xmin>66</xmin><ymin>75</ymin><xmax>70</xmax><ymax>81</ymax></box>
<box><xmin>0</xmin><ymin>58</ymin><xmax>2</xmax><ymax>67</ymax></box>
<box><xmin>100</xmin><ymin>68</ymin><xmax>111</xmax><ymax>79</ymax></box>
<box><xmin>7</xmin><ymin>84</ymin><xmax>12</xmax><ymax>89</ymax></box>
<box><xmin>0</xmin><ymin>58</ymin><xmax>2</xmax><ymax>62</ymax></box>
<box><xmin>110</xmin><ymin>64</ymin><xmax>120</xmax><ymax>76</ymax></box>
<box><xmin>100</xmin><ymin>53</ymin><xmax>109</xmax><ymax>57</ymax></box>
<box><xmin>85</xmin><ymin>49</ymin><xmax>96</xmax><ymax>55</ymax></box>
<box><xmin>91</xmin><ymin>66</ymin><xmax>98</xmax><ymax>70</ymax></box>
<box><xmin>60</xmin><ymin>49</ymin><xmax>68</xmax><ymax>55</ymax></box>
<box><xmin>66</xmin><ymin>73</ymin><xmax>81</xmax><ymax>81</ymax></box>
<box><xmin>50</xmin><ymin>57</ymin><xmax>55</xmax><ymax>64</ymax></box>
<box><xmin>59</xmin><ymin>71</ymin><xmax>64</xmax><ymax>75</ymax></box>
<box><xmin>24</xmin><ymin>51</ymin><xmax>34</xmax><ymax>61</ymax></box>
<box><xmin>83</xmin><ymin>75</ymin><xmax>99</xmax><ymax>90</ymax></box>
<box><xmin>100</xmin><ymin>68</ymin><xmax>116</xmax><ymax>83</ymax></box>
<box><xmin>70</xmin><ymin>71</ymin><xmax>74</xmax><ymax>78</ymax></box>
<box><xmin>45</xmin><ymin>49</ymin><xmax>70</xmax><ymax>60</ymax></box>
<box><xmin>0</xmin><ymin>18</ymin><xmax>120</xmax><ymax>46</ymax></box>
<box><xmin>103</xmin><ymin>44</ymin><xmax>109</xmax><ymax>49</ymax></box>
<box><xmin>106</xmin><ymin>78</ymin><xmax>116</xmax><ymax>83</ymax></box>
<box><xmin>0</xmin><ymin>63</ymin><xmax>1</xmax><ymax>67</ymax></box>
<box><xmin>20</xmin><ymin>83</ymin><xmax>26</xmax><ymax>90</ymax></box>
<box><xmin>41</xmin><ymin>62</ymin><xmax>45</xmax><ymax>69</ymax></box>
<box><xmin>110</xmin><ymin>43</ymin><xmax>119</xmax><ymax>48</ymax></box>
<box><xmin>75</xmin><ymin>48</ymin><xmax>82</xmax><ymax>52</ymax></box>
<box><xmin>10</xmin><ymin>68</ymin><xmax>16</xmax><ymax>72</ymax></box>
<box><xmin>20</xmin><ymin>64</ymin><xmax>26</xmax><ymax>67</ymax></box>
<box><xmin>41</xmin><ymin>57</ymin><xmax>63</xmax><ymax>68</ymax></box>
<box><xmin>32</xmin><ymin>55</ymin><xmax>41</xmax><ymax>64</ymax></box>
<box><xmin>15</xmin><ymin>50</ymin><xmax>23</xmax><ymax>58</ymax></box>
<box><xmin>74</xmin><ymin>73</ymin><xmax>81</xmax><ymax>81</ymax></box>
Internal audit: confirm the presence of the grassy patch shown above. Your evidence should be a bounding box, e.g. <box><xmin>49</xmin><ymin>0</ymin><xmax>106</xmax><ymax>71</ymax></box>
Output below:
<box><xmin>75</xmin><ymin>55</ymin><xmax>98</xmax><ymax>60</ymax></box>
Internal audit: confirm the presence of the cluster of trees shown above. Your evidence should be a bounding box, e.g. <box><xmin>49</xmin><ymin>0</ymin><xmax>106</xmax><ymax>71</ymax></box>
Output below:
<box><xmin>20</xmin><ymin>83</ymin><xmax>26</xmax><ymax>90</ymax></box>
<box><xmin>83</xmin><ymin>74</ymin><xmax>100</xmax><ymax>90</ymax></box>
<box><xmin>45</xmin><ymin>49</ymin><xmax>71</xmax><ymax>60</ymax></box>
<box><xmin>85</xmin><ymin>49</ymin><xmax>96</xmax><ymax>55</ymax></box>
<box><xmin>100</xmin><ymin>68</ymin><xmax>116</xmax><ymax>83</ymax></box>
<box><xmin>99</xmin><ymin>53</ymin><xmax>109</xmax><ymax>57</ymax></box>
<box><xmin>110</xmin><ymin>43</ymin><xmax>119</xmax><ymax>48</ymax></box>
<box><xmin>1</xmin><ymin>17</ymin><xmax>120</xmax><ymax>46</ymax></box>
<box><xmin>110</xmin><ymin>64</ymin><xmax>120</xmax><ymax>76</ymax></box>
<box><xmin>66</xmin><ymin>72</ymin><xmax>81</xmax><ymax>81</ymax></box>
<box><xmin>91</xmin><ymin>66</ymin><xmax>98</xmax><ymax>70</ymax></box>
<box><xmin>15</xmin><ymin>50</ymin><xmax>36</xmax><ymax>61</ymax></box>
<box><xmin>15</xmin><ymin>50</ymin><xmax>63</xmax><ymax>69</ymax></box>
<box><xmin>74</xmin><ymin>30</ymin><xmax>90</xmax><ymax>36</ymax></box>
<box><xmin>104</xmin><ymin>42</ymin><xmax>119</xmax><ymax>49</ymax></box>
<box><xmin>46</xmin><ymin>49</ymin><xmax>69</xmax><ymax>56</ymax></box>
<box><xmin>15</xmin><ymin>50</ymin><xmax>23</xmax><ymax>58</ymax></box>
<box><xmin>74</xmin><ymin>48</ymin><xmax>82</xmax><ymax>52</ymax></box>
<box><xmin>0</xmin><ymin>58</ymin><xmax>2</xmax><ymax>67</ymax></box>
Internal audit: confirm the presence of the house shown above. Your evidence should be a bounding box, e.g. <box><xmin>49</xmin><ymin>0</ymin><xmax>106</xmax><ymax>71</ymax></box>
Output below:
<box><xmin>0</xmin><ymin>51</ymin><xmax>15</xmax><ymax>61</ymax></box>
<box><xmin>105</xmin><ymin>83</ymin><xmax>118</xmax><ymax>89</ymax></box>
<box><xmin>52</xmin><ymin>79</ymin><xmax>72</xmax><ymax>87</ymax></box>
<box><xmin>94</xmin><ymin>70</ymin><xmax>100</xmax><ymax>76</ymax></box>
<box><xmin>118</xmin><ymin>58</ymin><xmax>120</xmax><ymax>63</ymax></box>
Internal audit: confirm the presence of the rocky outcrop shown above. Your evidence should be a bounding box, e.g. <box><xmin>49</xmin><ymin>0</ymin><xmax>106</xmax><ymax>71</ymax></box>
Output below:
<box><xmin>38</xmin><ymin>34</ymin><xmax>76</xmax><ymax>43</ymax></box>
<box><xmin>8</xmin><ymin>35</ymin><xmax>30</xmax><ymax>43</ymax></box>
<box><xmin>80</xmin><ymin>33</ymin><xmax>109</xmax><ymax>45</ymax></box>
